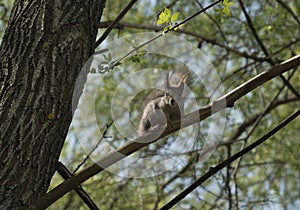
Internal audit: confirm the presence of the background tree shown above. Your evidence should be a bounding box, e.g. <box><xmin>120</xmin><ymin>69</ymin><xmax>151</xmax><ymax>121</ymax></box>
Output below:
<box><xmin>1</xmin><ymin>0</ymin><xmax>299</xmax><ymax>209</ymax></box>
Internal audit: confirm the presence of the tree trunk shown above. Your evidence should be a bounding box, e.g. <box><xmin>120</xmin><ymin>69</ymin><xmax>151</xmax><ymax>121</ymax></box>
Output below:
<box><xmin>0</xmin><ymin>0</ymin><xmax>105</xmax><ymax>209</ymax></box>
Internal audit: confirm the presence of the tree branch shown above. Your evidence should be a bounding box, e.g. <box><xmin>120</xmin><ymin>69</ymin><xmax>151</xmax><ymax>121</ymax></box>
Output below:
<box><xmin>94</xmin><ymin>0</ymin><xmax>138</xmax><ymax>48</ymax></box>
<box><xmin>237</xmin><ymin>0</ymin><xmax>270</xmax><ymax>58</ymax></box>
<box><xmin>228</xmin><ymin>68</ymin><xmax>298</xmax><ymax>143</ymax></box>
<box><xmin>98</xmin><ymin>21</ymin><xmax>269</xmax><ymax>62</ymax></box>
<box><xmin>238</xmin><ymin>0</ymin><xmax>300</xmax><ymax>98</ymax></box>
<box><xmin>31</xmin><ymin>55</ymin><xmax>300</xmax><ymax>209</ymax></box>
<box><xmin>72</xmin><ymin>121</ymin><xmax>114</xmax><ymax>174</ymax></box>
<box><xmin>56</xmin><ymin>162</ymin><xmax>99</xmax><ymax>210</ymax></box>
<box><xmin>276</xmin><ymin>0</ymin><xmax>300</xmax><ymax>26</ymax></box>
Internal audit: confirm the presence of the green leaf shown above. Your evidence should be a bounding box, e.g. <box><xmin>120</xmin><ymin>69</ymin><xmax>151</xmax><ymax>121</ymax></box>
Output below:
<box><xmin>171</xmin><ymin>12</ymin><xmax>179</xmax><ymax>23</ymax></box>
<box><xmin>263</xmin><ymin>25</ymin><xmax>272</xmax><ymax>31</ymax></box>
<box><xmin>164</xmin><ymin>7</ymin><xmax>171</xmax><ymax>19</ymax></box>
<box><xmin>223</xmin><ymin>0</ymin><xmax>234</xmax><ymax>7</ymax></box>
<box><xmin>217</xmin><ymin>0</ymin><xmax>234</xmax><ymax>16</ymax></box>
<box><xmin>157</xmin><ymin>7</ymin><xmax>171</xmax><ymax>24</ymax></box>
<box><xmin>223</xmin><ymin>6</ymin><xmax>231</xmax><ymax>15</ymax></box>
<box><xmin>157</xmin><ymin>18</ymin><xmax>165</xmax><ymax>25</ymax></box>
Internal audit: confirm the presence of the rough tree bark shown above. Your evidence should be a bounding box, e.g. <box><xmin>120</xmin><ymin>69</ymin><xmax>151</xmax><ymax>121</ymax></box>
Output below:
<box><xmin>0</xmin><ymin>0</ymin><xmax>105</xmax><ymax>209</ymax></box>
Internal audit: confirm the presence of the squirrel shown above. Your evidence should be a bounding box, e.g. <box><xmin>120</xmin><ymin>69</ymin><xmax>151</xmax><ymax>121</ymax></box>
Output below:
<box><xmin>138</xmin><ymin>70</ymin><xmax>189</xmax><ymax>136</ymax></box>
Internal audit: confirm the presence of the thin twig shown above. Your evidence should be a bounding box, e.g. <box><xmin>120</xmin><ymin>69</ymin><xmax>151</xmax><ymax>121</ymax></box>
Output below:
<box><xmin>96</xmin><ymin>0</ymin><xmax>222</xmax><ymax>73</ymax></box>
<box><xmin>195</xmin><ymin>0</ymin><xmax>228</xmax><ymax>42</ymax></box>
<box><xmin>232</xmin><ymin>67</ymin><xmax>297</xmax><ymax>173</ymax></box>
<box><xmin>167</xmin><ymin>0</ymin><xmax>222</xmax><ymax>32</ymax></box>
<box><xmin>94</xmin><ymin>0</ymin><xmax>138</xmax><ymax>48</ymax></box>
<box><xmin>238</xmin><ymin>0</ymin><xmax>300</xmax><ymax>98</ymax></box>
<box><xmin>237</xmin><ymin>0</ymin><xmax>270</xmax><ymax>58</ymax></box>
<box><xmin>276</xmin><ymin>0</ymin><xmax>300</xmax><ymax>26</ymax></box>
<box><xmin>73</xmin><ymin>121</ymin><xmax>114</xmax><ymax>174</ymax></box>
<box><xmin>97</xmin><ymin>21</ymin><xmax>269</xmax><ymax>62</ymax></box>
<box><xmin>57</xmin><ymin>162</ymin><xmax>99</xmax><ymax>210</ymax></box>
<box><xmin>225</xmin><ymin>144</ymin><xmax>232</xmax><ymax>210</ymax></box>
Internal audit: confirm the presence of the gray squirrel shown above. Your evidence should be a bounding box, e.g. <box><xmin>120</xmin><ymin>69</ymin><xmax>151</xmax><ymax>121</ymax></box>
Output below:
<box><xmin>138</xmin><ymin>70</ymin><xmax>190</xmax><ymax>136</ymax></box>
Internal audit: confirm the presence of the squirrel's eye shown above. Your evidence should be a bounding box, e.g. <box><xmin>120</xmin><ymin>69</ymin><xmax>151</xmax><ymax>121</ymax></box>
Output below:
<box><xmin>165</xmin><ymin>92</ymin><xmax>169</xmax><ymax>96</ymax></box>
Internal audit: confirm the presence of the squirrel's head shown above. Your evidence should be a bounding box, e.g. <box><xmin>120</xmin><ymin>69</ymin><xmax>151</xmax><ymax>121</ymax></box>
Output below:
<box><xmin>163</xmin><ymin>92</ymin><xmax>176</xmax><ymax>106</ymax></box>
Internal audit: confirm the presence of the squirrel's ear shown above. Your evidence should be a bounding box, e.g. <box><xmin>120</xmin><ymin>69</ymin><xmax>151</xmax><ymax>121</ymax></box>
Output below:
<box><xmin>164</xmin><ymin>71</ymin><xmax>171</xmax><ymax>91</ymax></box>
<box><xmin>173</xmin><ymin>72</ymin><xmax>188</xmax><ymax>93</ymax></box>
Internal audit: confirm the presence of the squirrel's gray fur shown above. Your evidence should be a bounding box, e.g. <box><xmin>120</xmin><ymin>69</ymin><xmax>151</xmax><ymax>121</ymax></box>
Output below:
<box><xmin>138</xmin><ymin>70</ymin><xmax>190</xmax><ymax>136</ymax></box>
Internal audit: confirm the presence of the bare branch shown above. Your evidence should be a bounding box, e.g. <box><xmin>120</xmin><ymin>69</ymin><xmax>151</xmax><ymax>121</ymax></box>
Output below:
<box><xmin>237</xmin><ymin>0</ymin><xmax>270</xmax><ymax>58</ymax></box>
<box><xmin>238</xmin><ymin>0</ymin><xmax>300</xmax><ymax>98</ymax></box>
<box><xmin>231</xmin><ymin>69</ymin><xmax>296</xmax><ymax>195</ymax></box>
<box><xmin>56</xmin><ymin>162</ymin><xmax>99</xmax><ymax>210</ymax></box>
<box><xmin>273</xmin><ymin>38</ymin><xmax>300</xmax><ymax>55</ymax></box>
<box><xmin>228</xmin><ymin>68</ymin><xmax>298</xmax><ymax>143</ymax></box>
<box><xmin>167</xmin><ymin>0</ymin><xmax>222</xmax><ymax>32</ymax></box>
<box><xmin>276</xmin><ymin>0</ymin><xmax>300</xmax><ymax>26</ymax></box>
<box><xmin>94</xmin><ymin>0</ymin><xmax>138</xmax><ymax>48</ymax></box>
<box><xmin>98</xmin><ymin>21</ymin><xmax>269</xmax><ymax>62</ymax></box>
<box><xmin>195</xmin><ymin>0</ymin><xmax>228</xmax><ymax>42</ymax></box>
<box><xmin>229</xmin><ymin>95</ymin><xmax>299</xmax><ymax>144</ymax></box>
<box><xmin>72</xmin><ymin>121</ymin><xmax>114</xmax><ymax>174</ymax></box>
